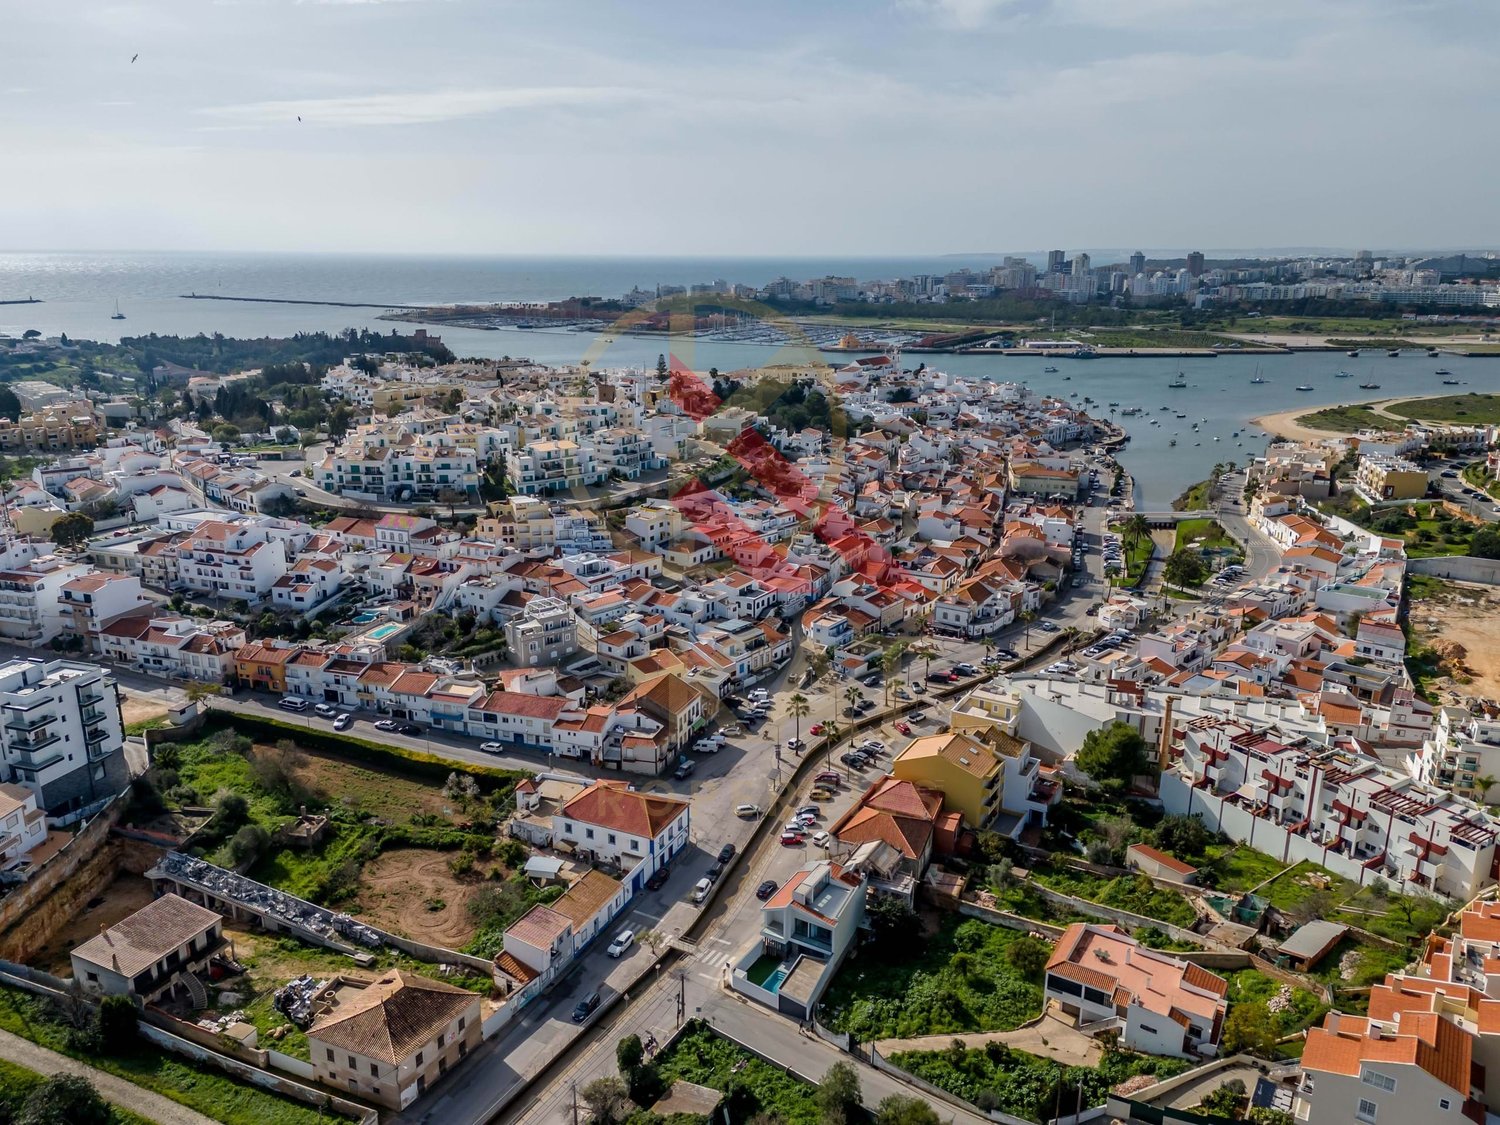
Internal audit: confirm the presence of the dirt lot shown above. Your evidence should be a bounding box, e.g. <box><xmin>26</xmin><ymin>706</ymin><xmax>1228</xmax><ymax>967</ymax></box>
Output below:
<box><xmin>120</xmin><ymin>693</ymin><xmax>170</xmax><ymax>727</ymax></box>
<box><xmin>351</xmin><ymin>848</ymin><xmax>480</xmax><ymax>947</ymax></box>
<box><xmin>36</xmin><ymin>873</ymin><xmax>156</xmax><ymax>976</ymax></box>
<box><xmin>1409</xmin><ymin>580</ymin><xmax>1500</xmax><ymax>702</ymax></box>
<box><xmin>280</xmin><ymin>750</ymin><xmax>458</xmax><ymax>823</ymax></box>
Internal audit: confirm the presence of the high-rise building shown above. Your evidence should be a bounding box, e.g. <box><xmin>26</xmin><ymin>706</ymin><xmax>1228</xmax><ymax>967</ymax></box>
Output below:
<box><xmin>1071</xmin><ymin>252</ymin><xmax>1091</xmax><ymax>277</ymax></box>
<box><xmin>1129</xmin><ymin>251</ymin><xmax>1146</xmax><ymax>276</ymax></box>
<box><xmin>1046</xmin><ymin>250</ymin><xmax>1065</xmax><ymax>275</ymax></box>
<box><xmin>0</xmin><ymin>657</ymin><xmax>128</xmax><ymax>815</ymax></box>
<box><xmin>1186</xmin><ymin>251</ymin><xmax>1205</xmax><ymax>277</ymax></box>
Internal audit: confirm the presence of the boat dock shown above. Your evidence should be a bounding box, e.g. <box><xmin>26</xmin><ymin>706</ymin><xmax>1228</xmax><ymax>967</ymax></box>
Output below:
<box><xmin>0</xmin><ymin>297</ymin><xmax>41</xmax><ymax>305</ymax></box>
<box><xmin>180</xmin><ymin>293</ymin><xmax>425</xmax><ymax>310</ymax></box>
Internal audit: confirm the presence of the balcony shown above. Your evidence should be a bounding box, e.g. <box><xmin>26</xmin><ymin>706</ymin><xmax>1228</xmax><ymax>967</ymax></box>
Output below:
<box><xmin>9</xmin><ymin>732</ymin><xmax>60</xmax><ymax>755</ymax></box>
<box><xmin>4</xmin><ymin>712</ymin><xmax>55</xmax><ymax>734</ymax></box>
<box><xmin>85</xmin><ymin>727</ymin><xmax>112</xmax><ymax>745</ymax></box>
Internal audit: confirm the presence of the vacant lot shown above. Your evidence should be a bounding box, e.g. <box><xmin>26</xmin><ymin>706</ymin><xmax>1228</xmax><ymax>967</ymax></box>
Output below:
<box><xmin>1406</xmin><ymin>577</ymin><xmax>1500</xmax><ymax>701</ymax></box>
<box><xmin>1391</xmin><ymin>392</ymin><xmax>1500</xmax><ymax>425</ymax></box>
<box><xmin>655</xmin><ymin>1021</ymin><xmax>822</xmax><ymax>1124</ymax></box>
<box><xmin>354</xmin><ymin>848</ymin><xmax>483</xmax><ymax>947</ymax></box>
<box><xmin>36</xmin><ymin>873</ymin><xmax>156</xmax><ymax>976</ymax></box>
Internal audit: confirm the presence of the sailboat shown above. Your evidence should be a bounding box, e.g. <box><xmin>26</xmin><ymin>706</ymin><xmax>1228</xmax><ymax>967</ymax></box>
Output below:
<box><xmin>110</xmin><ymin>300</ymin><xmax>126</xmax><ymax>321</ymax></box>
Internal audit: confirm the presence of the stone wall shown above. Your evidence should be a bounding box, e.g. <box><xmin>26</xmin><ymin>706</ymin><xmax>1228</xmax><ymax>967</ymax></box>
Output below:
<box><xmin>1409</xmin><ymin>555</ymin><xmax>1500</xmax><ymax>586</ymax></box>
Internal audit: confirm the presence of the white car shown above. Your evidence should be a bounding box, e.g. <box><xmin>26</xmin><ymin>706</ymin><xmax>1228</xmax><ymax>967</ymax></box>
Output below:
<box><xmin>735</xmin><ymin>804</ymin><xmax>762</xmax><ymax>818</ymax></box>
<box><xmin>749</xmin><ymin>688</ymin><xmax>771</xmax><ymax>702</ymax></box>
<box><xmin>860</xmin><ymin>740</ymin><xmax>885</xmax><ymax>753</ymax></box>
<box><xmin>606</xmin><ymin>930</ymin><xmax>636</xmax><ymax>958</ymax></box>
<box><xmin>479</xmin><ymin>741</ymin><xmax>505</xmax><ymax>754</ymax></box>
<box><xmin>811</xmin><ymin>831</ymin><xmax>831</xmax><ymax>847</ymax></box>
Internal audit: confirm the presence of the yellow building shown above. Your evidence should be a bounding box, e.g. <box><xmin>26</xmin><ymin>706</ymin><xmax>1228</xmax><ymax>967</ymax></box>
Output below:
<box><xmin>947</xmin><ymin>685</ymin><xmax>1021</xmax><ymax>740</ymax></box>
<box><xmin>891</xmin><ymin>732</ymin><xmax>1002</xmax><ymax>829</ymax></box>
<box><xmin>1353</xmin><ymin>454</ymin><xmax>1427</xmax><ymax>503</ymax></box>
<box><xmin>0</xmin><ymin>404</ymin><xmax>100</xmax><ymax>452</ymax></box>
<box><xmin>371</xmin><ymin>383</ymin><xmax>460</xmax><ymax>415</ymax></box>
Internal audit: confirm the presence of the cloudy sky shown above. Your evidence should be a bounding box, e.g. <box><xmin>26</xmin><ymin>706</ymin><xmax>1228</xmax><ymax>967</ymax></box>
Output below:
<box><xmin>2</xmin><ymin>0</ymin><xmax>1495</xmax><ymax>256</ymax></box>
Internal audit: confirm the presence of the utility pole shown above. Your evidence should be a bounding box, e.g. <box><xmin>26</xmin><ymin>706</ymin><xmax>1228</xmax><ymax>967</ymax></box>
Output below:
<box><xmin>571</xmin><ymin>1080</ymin><xmax>578</xmax><ymax>1125</ymax></box>
<box><xmin>675</xmin><ymin>967</ymin><xmax>687</xmax><ymax>1026</ymax></box>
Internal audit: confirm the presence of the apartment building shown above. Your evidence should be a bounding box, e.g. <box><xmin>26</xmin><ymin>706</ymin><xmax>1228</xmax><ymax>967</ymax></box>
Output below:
<box><xmin>57</xmin><ymin>573</ymin><xmax>154</xmax><ymax>650</ymax></box>
<box><xmin>1353</xmin><ymin>454</ymin><xmax>1428</xmax><ymax>503</ymax></box>
<box><xmin>0</xmin><ymin>657</ymin><xmax>127</xmax><ymax>815</ymax></box>
<box><xmin>890</xmin><ymin>730</ymin><xmax>1054</xmax><ymax>838</ymax></box>
<box><xmin>174</xmin><ymin>520</ymin><xmax>290</xmax><ymax>603</ymax></box>
<box><xmin>1166</xmin><ymin>718</ymin><xmax>1499</xmax><ymax>900</ymax></box>
<box><xmin>316</xmin><ymin>424</ymin><xmax>480</xmax><ymax>500</ymax></box>
<box><xmin>0</xmin><ymin>404</ymin><xmax>100</xmax><ymax>453</ymax></box>
<box><xmin>308</xmin><ymin>971</ymin><xmax>480</xmax><ymax>1110</ymax></box>
<box><xmin>1044</xmin><ymin>923</ymin><xmax>1227</xmax><ymax>1060</ymax></box>
<box><xmin>503</xmin><ymin>596</ymin><xmax>578</xmax><ymax>667</ymax></box>
<box><xmin>0</xmin><ymin>782</ymin><xmax>47</xmax><ymax>868</ymax></box>
<box><xmin>507</xmin><ymin>439</ymin><xmax>603</xmax><ymax>495</ymax></box>
<box><xmin>1413</xmin><ymin>706</ymin><xmax>1500</xmax><ymax>802</ymax></box>
<box><xmin>98</xmin><ymin>615</ymin><xmax>247</xmax><ymax>684</ymax></box>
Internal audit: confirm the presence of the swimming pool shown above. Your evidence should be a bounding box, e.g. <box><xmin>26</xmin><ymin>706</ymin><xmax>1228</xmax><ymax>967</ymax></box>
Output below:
<box><xmin>365</xmin><ymin>622</ymin><xmax>402</xmax><ymax>641</ymax></box>
<box><xmin>350</xmin><ymin>611</ymin><xmax>379</xmax><ymax>624</ymax></box>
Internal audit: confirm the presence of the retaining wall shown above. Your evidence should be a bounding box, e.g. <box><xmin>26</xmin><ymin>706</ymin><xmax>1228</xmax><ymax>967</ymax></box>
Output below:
<box><xmin>1409</xmin><ymin>555</ymin><xmax>1500</xmax><ymax>585</ymax></box>
<box><xmin>958</xmin><ymin>897</ymin><xmax>1067</xmax><ymax>939</ymax></box>
<box><xmin>0</xmin><ymin>798</ymin><xmax>133</xmax><ymax>962</ymax></box>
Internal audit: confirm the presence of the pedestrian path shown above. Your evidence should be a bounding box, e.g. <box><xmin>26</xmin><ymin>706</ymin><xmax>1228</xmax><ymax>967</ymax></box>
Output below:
<box><xmin>0</xmin><ymin>1027</ymin><xmax>216</xmax><ymax>1125</ymax></box>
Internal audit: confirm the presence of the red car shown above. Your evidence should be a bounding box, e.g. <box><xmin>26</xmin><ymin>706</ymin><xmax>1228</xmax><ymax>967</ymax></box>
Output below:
<box><xmin>809</xmin><ymin>723</ymin><xmax>825</xmax><ymax>736</ymax></box>
<box><xmin>780</xmin><ymin>830</ymin><xmax>805</xmax><ymax>846</ymax></box>
<box><xmin>895</xmin><ymin>721</ymin><xmax>912</xmax><ymax>736</ymax></box>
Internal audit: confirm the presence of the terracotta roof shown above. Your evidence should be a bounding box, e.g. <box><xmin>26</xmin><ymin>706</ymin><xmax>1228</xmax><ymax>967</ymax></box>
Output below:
<box><xmin>308</xmin><ymin>971</ymin><xmax>476</xmax><ymax>1066</ymax></box>
<box><xmin>550</xmin><ymin>870</ymin><xmax>621</xmax><ymax>929</ymax></box>
<box><xmin>504</xmin><ymin>904</ymin><xmax>572</xmax><ymax>949</ymax></box>
<box><xmin>562</xmin><ymin>781</ymin><xmax>688</xmax><ymax>839</ymax></box>
<box><xmin>72</xmin><ymin>893</ymin><xmax>219</xmax><ymax>979</ymax></box>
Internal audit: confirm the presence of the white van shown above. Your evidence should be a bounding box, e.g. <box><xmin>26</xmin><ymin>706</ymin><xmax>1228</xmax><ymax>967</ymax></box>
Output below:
<box><xmin>691</xmin><ymin>877</ymin><xmax>712</xmax><ymax>904</ymax></box>
<box><xmin>278</xmin><ymin>697</ymin><xmax>310</xmax><ymax>713</ymax></box>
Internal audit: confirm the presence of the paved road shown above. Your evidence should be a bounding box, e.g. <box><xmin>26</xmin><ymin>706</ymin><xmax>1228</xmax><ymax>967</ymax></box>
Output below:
<box><xmin>0</xmin><ymin>1026</ymin><xmax>216</xmax><ymax>1125</ymax></box>
<box><xmin>1214</xmin><ymin>468</ymin><xmax>1281</xmax><ymax>586</ymax></box>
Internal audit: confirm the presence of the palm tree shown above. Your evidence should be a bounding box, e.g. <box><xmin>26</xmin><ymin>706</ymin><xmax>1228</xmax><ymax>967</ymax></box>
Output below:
<box><xmin>788</xmin><ymin>693</ymin><xmax>810</xmax><ymax>744</ymax></box>
<box><xmin>880</xmin><ymin>643</ymin><xmax>905</xmax><ymax>708</ymax></box>
<box><xmin>1018</xmin><ymin>609</ymin><xmax>1037</xmax><ymax>651</ymax></box>
<box><xmin>1475</xmin><ymin>775</ymin><xmax>1497</xmax><ymax>803</ymax></box>
<box><xmin>844</xmin><ymin>683</ymin><xmax>862</xmax><ymax>719</ymax></box>
<box><xmin>1122</xmin><ymin>514</ymin><xmax>1151</xmax><ymax>551</ymax></box>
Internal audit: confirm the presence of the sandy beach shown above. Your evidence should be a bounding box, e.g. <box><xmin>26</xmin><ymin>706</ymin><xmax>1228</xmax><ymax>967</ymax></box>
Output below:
<box><xmin>1250</xmin><ymin>405</ymin><xmax>1360</xmax><ymax>441</ymax></box>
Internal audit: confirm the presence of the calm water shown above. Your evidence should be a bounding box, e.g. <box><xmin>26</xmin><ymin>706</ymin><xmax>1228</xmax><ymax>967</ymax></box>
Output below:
<box><xmin>2</xmin><ymin>250</ymin><xmax>1496</xmax><ymax>506</ymax></box>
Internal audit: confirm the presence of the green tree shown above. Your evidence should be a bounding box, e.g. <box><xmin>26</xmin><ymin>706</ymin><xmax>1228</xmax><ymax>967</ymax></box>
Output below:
<box><xmin>816</xmin><ymin>1062</ymin><xmax>862</xmax><ymax>1125</ymax></box>
<box><xmin>1222</xmin><ymin>1001</ymin><xmax>1278</xmax><ymax>1056</ymax></box>
<box><xmin>17</xmin><ymin>1075</ymin><xmax>112</xmax><ymax>1125</ymax></box>
<box><xmin>875</xmin><ymin>1093</ymin><xmax>941</xmax><ymax>1125</ymax></box>
<box><xmin>1247</xmin><ymin>1108</ymin><xmax>1295</xmax><ymax>1125</ymax></box>
<box><xmin>1006</xmin><ymin>935</ymin><xmax>1051</xmax><ymax>977</ymax></box>
<box><xmin>1018</xmin><ymin>609</ymin><xmax>1037</xmax><ymax>650</ymax></box>
<box><xmin>844</xmin><ymin>684</ymin><xmax>862</xmax><ymax>717</ymax></box>
<box><xmin>50</xmin><ymin>512</ymin><xmax>95</xmax><ymax>551</ymax></box>
<box><xmin>1076</xmin><ymin>722</ymin><xmax>1154</xmax><ymax>790</ymax></box>
<box><xmin>1163</xmin><ymin>547</ymin><xmax>1208</xmax><ymax>588</ymax></box>
<box><xmin>0</xmin><ymin>385</ymin><xmax>20</xmax><ymax>422</ymax></box>
<box><xmin>1152</xmin><ymin>813</ymin><xmax>1212</xmax><ymax>861</ymax></box>
<box><xmin>655</xmin><ymin>353</ymin><xmax>669</xmax><ymax>381</ymax></box>
<box><xmin>97</xmin><ymin>993</ymin><xmax>139</xmax><ymax>1051</ymax></box>
<box><xmin>1472</xmin><ymin>528</ymin><xmax>1500</xmax><ymax>559</ymax></box>
<box><xmin>1200</xmin><ymin>1079</ymin><xmax>1246</xmax><ymax>1117</ymax></box>
<box><xmin>615</xmin><ymin>1032</ymin><xmax>643</xmax><ymax>1075</ymax></box>
<box><xmin>211</xmin><ymin>422</ymin><xmax>241</xmax><ymax>445</ymax></box>
<box><xmin>228</xmin><ymin>824</ymin><xmax>270</xmax><ymax>866</ymax></box>
<box><xmin>579</xmin><ymin>1076</ymin><xmax>630</xmax><ymax>1125</ymax></box>
<box><xmin>212</xmin><ymin>791</ymin><xmax>250</xmax><ymax>833</ymax></box>
<box><xmin>1122</xmin><ymin>514</ymin><xmax>1151</xmax><ymax>550</ymax></box>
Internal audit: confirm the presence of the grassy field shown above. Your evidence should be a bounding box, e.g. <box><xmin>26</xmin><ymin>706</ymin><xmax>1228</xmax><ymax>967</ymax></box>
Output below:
<box><xmin>1294</xmin><ymin>405</ymin><xmax>1406</xmax><ymax>433</ymax></box>
<box><xmin>820</xmin><ymin>915</ymin><xmax>1045</xmax><ymax>1041</ymax></box>
<box><xmin>892</xmin><ymin>1043</ymin><xmax>1188</xmax><ymax>1122</ymax></box>
<box><xmin>1174</xmin><ymin>518</ymin><xmax>1240</xmax><ymax>557</ymax></box>
<box><xmin>1335</xmin><ymin>501</ymin><xmax>1478</xmax><ymax>559</ymax></box>
<box><xmin>0</xmin><ymin>1058</ymin><xmax>156</xmax><ymax>1125</ymax></box>
<box><xmin>1065</xmin><ymin>328</ymin><xmax>1242</xmax><ymax>350</ymax></box>
<box><xmin>654</xmin><ymin>1021</ymin><xmax>823</xmax><ymax>1124</ymax></box>
<box><xmin>1390</xmin><ymin>392</ymin><xmax>1500</xmax><ymax>425</ymax></box>
<box><xmin>0</xmin><ymin>985</ymin><xmax>329</xmax><ymax>1125</ymax></box>
<box><xmin>1226</xmin><ymin>969</ymin><xmax>1328</xmax><ymax>1040</ymax></box>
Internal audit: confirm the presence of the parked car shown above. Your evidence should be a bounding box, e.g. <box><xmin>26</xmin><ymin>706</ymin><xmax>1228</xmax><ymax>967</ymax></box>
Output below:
<box><xmin>785</xmin><ymin>737</ymin><xmax>805</xmax><ymax>751</ymax></box>
<box><xmin>780</xmin><ymin>830</ymin><xmax>804</xmax><ymax>846</ymax></box>
<box><xmin>756</xmin><ymin>880</ymin><xmax>779</xmax><ymax>900</ymax></box>
<box><xmin>332</xmin><ymin>713</ymin><xmax>353</xmax><ymax>731</ymax></box>
<box><xmin>645</xmin><ymin>867</ymin><xmax>670</xmax><ymax>891</ymax></box>
<box><xmin>734</xmin><ymin>804</ymin><xmax>762</xmax><ymax>818</ymax></box>
<box><xmin>860</xmin><ymin>739</ymin><xmax>885</xmax><ymax>753</ymax></box>
<box><xmin>895</xmin><ymin>721</ymin><xmax>912</xmax><ymax>736</ymax></box>
<box><xmin>809</xmin><ymin>723</ymin><xmax>825</xmax><ymax>736</ymax></box>
<box><xmin>749</xmin><ymin>688</ymin><xmax>771</xmax><ymax>702</ymax></box>
<box><xmin>811</xmin><ymin>831</ymin><xmax>830</xmax><ymax>848</ymax></box>
<box><xmin>674</xmin><ymin>758</ymin><xmax>695</xmax><ymax>779</ymax></box>
<box><xmin>814</xmin><ymin>771</ymin><xmax>842</xmax><ymax>787</ymax></box>
<box><xmin>691</xmin><ymin>877</ymin><xmax>712</xmax><ymax>903</ymax></box>
<box><xmin>373</xmin><ymin>718</ymin><xmax>399</xmax><ymax>731</ymax></box>
<box><xmin>840</xmin><ymin>752</ymin><xmax>869</xmax><ymax>768</ymax></box>
<box><xmin>606</xmin><ymin>930</ymin><xmax>635</xmax><ymax>958</ymax></box>
<box><xmin>855</xmin><ymin>699</ymin><xmax>876</xmax><ymax>713</ymax></box>
<box><xmin>809</xmin><ymin>787</ymin><xmax>835</xmax><ymax>802</ymax></box>
<box><xmin>909</xmin><ymin>711</ymin><xmax>928</xmax><ymax>723</ymax></box>
<box><xmin>796</xmin><ymin>804</ymin><xmax>821</xmax><ymax>818</ymax></box>
<box><xmin>572</xmin><ymin>992</ymin><xmax>602</xmax><ymax>1022</ymax></box>
<box><xmin>707</xmin><ymin>861</ymin><xmax>724</xmax><ymax>881</ymax></box>
<box><xmin>314</xmin><ymin>702</ymin><xmax>337</xmax><ymax>717</ymax></box>
<box><xmin>717</xmin><ymin>843</ymin><xmax>736</xmax><ymax>865</ymax></box>
<box><xmin>397</xmin><ymin>723</ymin><xmax>422</xmax><ymax>736</ymax></box>
<box><xmin>278</xmin><ymin>697</ymin><xmax>310</xmax><ymax>713</ymax></box>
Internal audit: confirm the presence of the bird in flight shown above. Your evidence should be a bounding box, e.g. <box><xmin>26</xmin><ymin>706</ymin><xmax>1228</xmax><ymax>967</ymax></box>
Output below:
<box><xmin>297</xmin><ymin>115</ymin><xmax>302</xmax><ymax>122</ymax></box>
<box><xmin>131</xmin><ymin>53</ymin><xmax>138</xmax><ymax>63</ymax></box>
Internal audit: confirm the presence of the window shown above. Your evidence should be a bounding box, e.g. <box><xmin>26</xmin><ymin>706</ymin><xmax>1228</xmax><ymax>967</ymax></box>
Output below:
<box><xmin>86</xmin><ymin>972</ymin><xmax>98</xmax><ymax>983</ymax></box>
<box><xmin>459</xmin><ymin>1041</ymin><xmax>468</xmax><ymax>1058</ymax></box>
<box><xmin>1138</xmin><ymin>1023</ymin><xmax>1158</xmax><ymax>1035</ymax></box>
<box><xmin>326</xmin><ymin>1049</ymin><xmax>334</xmax><ymax>1062</ymax></box>
<box><xmin>370</xmin><ymin>1064</ymin><xmax>378</xmax><ymax>1077</ymax></box>
<box><xmin>608</xmin><ymin>833</ymin><xmax>616</xmax><ymax>845</ymax></box>
<box><xmin>1357</xmin><ymin>1099</ymin><xmax>1378</xmax><ymax>1123</ymax></box>
<box><xmin>458</xmin><ymin>1016</ymin><xmax>466</xmax><ymax>1031</ymax></box>
<box><xmin>348</xmin><ymin>1055</ymin><xmax>356</xmax><ymax>1068</ymax></box>
<box><xmin>1361</xmin><ymin>1070</ymin><xmax>1397</xmax><ymax>1094</ymax></box>
<box><xmin>416</xmin><ymin>1051</ymin><xmax>424</xmax><ymax>1067</ymax></box>
<box><xmin>585</xmin><ymin>828</ymin><xmax>595</xmax><ymax>840</ymax></box>
<box><xmin>1440</xmin><ymin>1099</ymin><xmax>1452</xmax><ymax>1111</ymax></box>
<box><xmin>438</xmin><ymin>1033</ymin><xmax>446</xmax><ymax>1048</ymax></box>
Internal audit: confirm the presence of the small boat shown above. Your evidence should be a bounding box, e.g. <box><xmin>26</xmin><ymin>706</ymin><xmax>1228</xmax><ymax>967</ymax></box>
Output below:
<box><xmin>110</xmin><ymin>299</ymin><xmax>125</xmax><ymax>321</ymax></box>
<box><xmin>1335</xmin><ymin>370</ymin><xmax>1352</xmax><ymax>378</ymax></box>
<box><xmin>1428</xmin><ymin>349</ymin><xmax>1440</xmax><ymax>357</ymax></box>
<box><xmin>1167</xmin><ymin>371</ymin><xmax>1187</xmax><ymax>388</ymax></box>
<box><xmin>1358</xmin><ymin>382</ymin><xmax>1380</xmax><ymax>389</ymax></box>
<box><xmin>1108</xmin><ymin>401</ymin><xmax>1119</xmax><ymax>407</ymax></box>
<box><xmin>1347</xmin><ymin>349</ymin><xmax>1360</xmax><ymax>357</ymax></box>
<box><xmin>1435</xmin><ymin>368</ymin><xmax>1453</xmax><ymax>376</ymax></box>
<box><xmin>1169</xmin><ymin>439</ymin><xmax>1176</xmax><ymax>446</ymax></box>
<box><xmin>1044</xmin><ymin>365</ymin><xmax>1059</xmax><ymax>373</ymax></box>
<box><xmin>1387</xmin><ymin>349</ymin><xmax>1400</xmax><ymax>357</ymax></box>
<box><xmin>1194</xmin><ymin>442</ymin><xmax>1201</xmax><ymax>447</ymax></box>
<box><xmin>1250</xmin><ymin>375</ymin><xmax>1266</xmax><ymax>384</ymax></box>
<box><xmin>1296</xmin><ymin>384</ymin><xmax>1314</xmax><ymax>392</ymax></box>
<box><xmin>1213</xmin><ymin>436</ymin><xmax>1221</xmax><ymax>441</ymax></box>
<box><xmin>1442</xmin><ymin>378</ymin><xmax>1461</xmax><ymax>385</ymax></box>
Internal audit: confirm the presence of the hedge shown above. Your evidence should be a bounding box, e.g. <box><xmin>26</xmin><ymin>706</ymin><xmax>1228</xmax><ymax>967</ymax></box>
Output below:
<box><xmin>199</xmin><ymin>709</ymin><xmax>532</xmax><ymax>794</ymax></box>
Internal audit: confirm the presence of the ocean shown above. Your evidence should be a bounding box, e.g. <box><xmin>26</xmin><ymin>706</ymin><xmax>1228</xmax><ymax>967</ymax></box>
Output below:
<box><xmin>2</xmin><ymin>250</ymin><xmax>1497</xmax><ymax>507</ymax></box>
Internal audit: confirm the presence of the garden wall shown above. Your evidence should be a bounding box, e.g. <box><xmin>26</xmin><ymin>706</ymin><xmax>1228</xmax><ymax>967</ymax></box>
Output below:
<box><xmin>1023</xmin><ymin>883</ymin><xmax>1212</xmax><ymax>949</ymax></box>
<box><xmin>1409</xmin><ymin>555</ymin><xmax>1500</xmax><ymax>585</ymax></box>
<box><xmin>958</xmin><ymin>897</ymin><xmax>1067</xmax><ymax>939</ymax></box>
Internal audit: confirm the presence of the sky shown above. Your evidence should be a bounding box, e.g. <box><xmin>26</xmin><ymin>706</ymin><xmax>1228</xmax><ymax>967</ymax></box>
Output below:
<box><xmin>2</xmin><ymin>0</ymin><xmax>1497</xmax><ymax>257</ymax></box>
